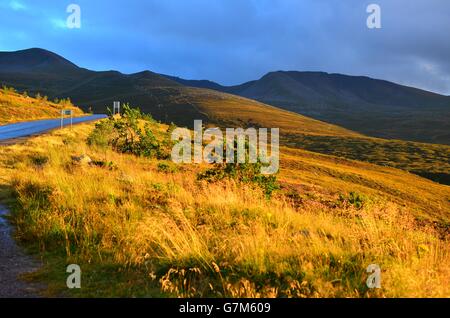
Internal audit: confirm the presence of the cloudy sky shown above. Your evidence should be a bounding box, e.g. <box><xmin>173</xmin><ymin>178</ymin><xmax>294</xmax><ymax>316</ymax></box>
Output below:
<box><xmin>1</xmin><ymin>0</ymin><xmax>449</xmax><ymax>94</ymax></box>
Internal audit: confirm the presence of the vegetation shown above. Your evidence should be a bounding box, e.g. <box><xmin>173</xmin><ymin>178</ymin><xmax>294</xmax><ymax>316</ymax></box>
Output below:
<box><xmin>88</xmin><ymin>104</ymin><xmax>172</xmax><ymax>159</ymax></box>
<box><xmin>198</xmin><ymin>162</ymin><xmax>280</xmax><ymax>199</ymax></box>
<box><xmin>132</xmin><ymin>86</ymin><xmax>450</xmax><ymax>184</ymax></box>
<box><xmin>0</xmin><ymin>118</ymin><xmax>448</xmax><ymax>298</ymax></box>
<box><xmin>0</xmin><ymin>87</ymin><xmax>84</xmax><ymax>124</ymax></box>
<box><xmin>284</xmin><ymin>134</ymin><xmax>450</xmax><ymax>185</ymax></box>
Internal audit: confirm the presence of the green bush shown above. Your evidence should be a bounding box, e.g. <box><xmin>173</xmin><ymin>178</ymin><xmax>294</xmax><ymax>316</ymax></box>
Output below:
<box><xmin>87</xmin><ymin>104</ymin><xmax>171</xmax><ymax>159</ymax></box>
<box><xmin>87</xmin><ymin>119</ymin><xmax>115</xmax><ymax>149</ymax></box>
<box><xmin>157</xmin><ymin>162</ymin><xmax>178</xmax><ymax>173</ymax></box>
<box><xmin>198</xmin><ymin>161</ymin><xmax>280</xmax><ymax>199</ymax></box>
<box><xmin>338</xmin><ymin>192</ymin><xmax>368</xmax><ymax>209</ymax></box>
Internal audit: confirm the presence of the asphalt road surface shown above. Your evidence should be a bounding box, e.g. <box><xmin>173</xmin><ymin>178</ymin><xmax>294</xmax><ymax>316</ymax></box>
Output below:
<box><xmin>0</xmin><ymin>114</ymin><xmax>107</xmax><ymax>141</ymax></box>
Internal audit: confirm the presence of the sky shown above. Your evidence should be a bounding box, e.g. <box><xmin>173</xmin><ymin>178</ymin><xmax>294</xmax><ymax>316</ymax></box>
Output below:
<box><xmin>1</xmin><ymin>0</ymin><xmax>450</xmax><ymax>95</ymax></box>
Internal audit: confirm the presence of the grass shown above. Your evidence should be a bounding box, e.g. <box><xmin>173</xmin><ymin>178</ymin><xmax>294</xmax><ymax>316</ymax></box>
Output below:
<box><xmin>0</xmin><ymin>87</ymin><xmax>84</xmax><ymax>125</ymax></box>
<box><xmin>283</xmin><ymin>134</ymin><xmax>450</xmax><ymax>185</ymax></box>
<box><xmin>128</xmin><ymin>86</ymin><xmax>450</xmax><ymax>185</ymax></box>
<box><xmin>0</xmin><ymin>120</ymin><xmax>448</xmax><ymax>298</ymax></box>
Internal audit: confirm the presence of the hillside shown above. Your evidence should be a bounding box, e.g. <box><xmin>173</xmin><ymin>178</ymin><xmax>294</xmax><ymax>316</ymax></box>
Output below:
<box><xmin>0</xmin><ymin>86</ymin><xmax>84</xmax><ymax>124</ymax></box>
<box><xmin>1</xmin><ymin>49</ymin><xmax>449</xmax><ymax>185</ymax></box>
<box><xmin>2</xmin><ymin>48</ymin><xmax>449</xmax><ymax>145</ymax></box>
<box><xmin>0</xmin><ymin>119</ymin><xmax>448</xmax><ymax>297</ymax></box>
<box><xmin>165</xmin><ymin>71</ymin><xmax>450</xmax><ymax>145</ymax></box>
<box><xmin>127</xmin><ymin>87</ymin><xmax>450</xmax><ymax>185</ymax></box>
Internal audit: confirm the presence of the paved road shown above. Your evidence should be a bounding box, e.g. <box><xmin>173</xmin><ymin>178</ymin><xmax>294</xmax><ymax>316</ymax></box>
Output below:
<box><xmin>0</xmin><ymin>114</ymin><xmax>107</xmax><ymax>141</ymax></box>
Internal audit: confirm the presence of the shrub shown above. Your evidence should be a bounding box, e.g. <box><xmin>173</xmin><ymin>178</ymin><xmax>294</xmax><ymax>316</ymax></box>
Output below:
<box><xmin>30</xmin><ymin>154</ymin><xmax>49</xmax><ymax>167</ymax></box>
<box><xmin>87</xmin><ymin>104</ymin><xmax>170</xmax><ymax>159</ymax></box>
<box><xmin>198</xmin><ymin>161</ymin><xmax>280</xmax><ymax>198</ymax></box>
<box><xmin>157</xmin><ymin>162</ymin><xmax>178</xmax><ymax>173</ymax></box>
<box><xmin>338</xmin><ymin>191</ymin><xmax>368</xmax><ymax>209</ymax></box>
<box><xmin>87</xmin><ymin>119</ymin><xmax>115</xmax><ymax>150</ymax></box>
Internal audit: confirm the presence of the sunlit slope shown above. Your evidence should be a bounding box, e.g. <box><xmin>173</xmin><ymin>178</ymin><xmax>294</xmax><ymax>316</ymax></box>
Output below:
<box><xmin>0</xmin><ymin>88</ymin><xmax>84</xmax><ymax>124</ymax></box>
<box><xmin>165</xmin><ymin>71</ymin><xmax>450</xmax><ymax>145</ymax></box>
<box><xmin>279</xmin><ymin>147</ymin><xmax>450</xmax><ymax>225</ymax></box>
<box><xmin>182</xmin><ymin>87</ymin><xmax>362</xmax><ymax>137</ymax></box>
<box><xmin>131</xmin><ymin>86</ymin><xmax>450</xmax><ymax>185</ymax></box>
<box><xmin>0</xmin><ymin>121</ymin><xmax>448</xmax><ymax>297</ymax></box>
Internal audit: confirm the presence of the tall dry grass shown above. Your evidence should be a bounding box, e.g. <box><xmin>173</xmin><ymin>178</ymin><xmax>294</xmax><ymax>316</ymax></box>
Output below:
<box><xmin>1</xmin><ymin>123</ymin><xmax>449</xmax><ymax>297</ymax></box>
<box><xmin>0</xmin><ymin>88</ymin><xmax>83</xmax><ymax>124</ymax></box>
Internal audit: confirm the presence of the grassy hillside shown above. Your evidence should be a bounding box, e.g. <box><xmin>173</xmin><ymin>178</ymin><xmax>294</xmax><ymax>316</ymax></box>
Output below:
<box><xmin>1</xmin><ymin>49</ymin><xmax>448</xmax><ymax>184</ymax></box>
<box><xmin>283</xmin><ymin>134</ymin><xmax>450</xmax><ymax>185</ymax></box>
<box><xmin>1</xmin><ymin>78</ymin><xmax>449</xmax><ymax>185</ymax></box>
<box><xmin>0</xmin><ymin>86</ymin><xmax>84</xmax><ymax>124</ymax></box>
<box><xmin>130</xmin><ymin>87</ymin><xmax>450</xmax><ymax>185</ymax></box>
<box><xmin>166</xmin><ymin>71</ymin><xmax>450</xmax><ymax>145</ymax></box>
<box><xmin>0</xmin><ymin>118</ymin><xmax>448</xmax><ymax>297</ymax></box>
<box><xmin>154</xmin><ymin>87</ymin><xmax>361</xmax><ymax>137</ymax></box>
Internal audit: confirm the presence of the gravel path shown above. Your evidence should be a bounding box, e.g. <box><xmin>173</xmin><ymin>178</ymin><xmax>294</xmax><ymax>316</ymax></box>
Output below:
<box><xmin>0</xmin><ymin>204</ymin><xmax>43</xmax><ymax>297</ymax></box>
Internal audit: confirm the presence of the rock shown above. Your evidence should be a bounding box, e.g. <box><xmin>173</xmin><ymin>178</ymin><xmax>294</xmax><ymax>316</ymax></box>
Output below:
<box><xmin>71</xmin><ymin>154</ymin><xmax>92</xmax><ymax>165</ymax></box>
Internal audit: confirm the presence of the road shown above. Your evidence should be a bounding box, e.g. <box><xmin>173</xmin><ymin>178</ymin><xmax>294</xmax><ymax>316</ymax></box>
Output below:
<box><xmin>0</xmin><ymin>114</ymin><xmax>107</xmax><ymax>141</ymax></box>
<box><xmin>0</xmin><ymin>115</ymin><xmax>107</xmax><ymax>297</ymax></box>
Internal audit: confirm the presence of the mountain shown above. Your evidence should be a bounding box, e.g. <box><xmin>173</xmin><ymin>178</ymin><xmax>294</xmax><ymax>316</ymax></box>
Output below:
<box><xmin>164</xmin><ymin>71</ymin><xmax>450</xmax><ymax>145</ymax></box>
<box><xmin>1</xmin><ymin>48</ymin><xmax>449</xmax><ymax>185</ymax></box>
<box><xmin>0</xmin><ymin>48</ymin><xmax>358</xmax><ymax>135</ymax></box>
<box><xmin>161</xmin><ymin>74</ymin><xmax>225</xmax><ymax>91</ymax></box>
<box><xmin>0</xmin><ymin>48</ymin><xmax>79</xmax><ymax>73</ymax></box>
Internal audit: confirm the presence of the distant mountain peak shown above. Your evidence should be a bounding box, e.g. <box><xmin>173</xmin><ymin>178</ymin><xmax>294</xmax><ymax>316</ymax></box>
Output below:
<box><xmin>0</xmin><ymin>48</ymin><xmax>79</xmax><ymax>73</ymax></box>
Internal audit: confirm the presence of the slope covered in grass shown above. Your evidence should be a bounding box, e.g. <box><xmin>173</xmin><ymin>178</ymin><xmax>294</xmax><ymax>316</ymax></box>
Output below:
<box><xmin>139</xmin><ymin>86</ymin><xmax>450</xmax><ymax>185</ymax></box>
<box><xmin>165</xmin><ymin>70</ymin><xmax>450</xmax><ymax>145</ymax></box>
<box><xmin>0</xmin><ymin>48</ymin><xmax>448</xmax><ymax>184</ymax></box>
<box><xmin>283</xmin><ymin>134</ymin><xmax>450</xmax><ymax>185</ymax></box>
<box><xmin>0</xmin><ymin>120</ymin><xmax>448</xmax><ymax>298</ymax></box>
<box><xmin>0</xmin><ymin>87</ymin><xmax>84</xmax><ymax>124</ymax></box>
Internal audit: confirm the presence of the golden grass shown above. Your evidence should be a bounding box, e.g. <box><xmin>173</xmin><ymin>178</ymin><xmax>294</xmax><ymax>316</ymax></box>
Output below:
<box><xmin>158</xmin><ymin>87</ymin><xmax>450</xmax><ymax>184</ymax></box>
<box><xmin>179</xmin><ymin>87</ymin><xmax>362</xmax><ymax>137</ymax></box>
<box><xmin>0</xmin><ymin>88</ymin><xmax>84</xmax><ymax>124</ymax></box>
<box><xmin>0</xmin><ymin>122</ymin><xmax>448</xmax><ymax>297</ymax></box>
<box><xmin>280</xmin><ymin>147</ymin><xmax>450</xmax><ymax>224</ymax></box>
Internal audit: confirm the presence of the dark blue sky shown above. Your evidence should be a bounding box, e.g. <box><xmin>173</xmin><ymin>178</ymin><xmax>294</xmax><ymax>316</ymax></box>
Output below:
<box><xmin>1</xmin><ymin>0</ymin><xmax>449</xmax><ymax>94</ymax></box>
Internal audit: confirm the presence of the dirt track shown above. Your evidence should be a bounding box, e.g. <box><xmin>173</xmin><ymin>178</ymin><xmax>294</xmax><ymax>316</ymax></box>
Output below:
<box><xmin>0</xmin><ymin>204</ymin><xmax>43</xmax><ymax>297</ymax></box>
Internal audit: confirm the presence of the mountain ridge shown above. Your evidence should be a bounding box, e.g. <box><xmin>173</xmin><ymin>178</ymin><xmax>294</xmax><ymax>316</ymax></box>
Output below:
<box><xmin>0</xmin><ymin>48</ymin><xmax>449</xmax><ymax>185</ymax></box>
<box><xmin>161</xmin><ymin>70</ymin><xmax>450</xmax><ymax>145</ymax></box>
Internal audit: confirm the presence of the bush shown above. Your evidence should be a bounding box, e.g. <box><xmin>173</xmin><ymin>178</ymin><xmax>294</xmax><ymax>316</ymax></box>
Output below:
<box><xmin>2</xmin><ymin>85</ymin><xmax>16</xmax><ymax>93</ymax></box>
<box><xmin>87</xmin><ymin>119</ymin><xmax>115</xmax><ymax>149</ymax></box>
<box><xmin>198</xmin><ymin>161</ymin><xmax>280</xmax><ymax>199</ymax></box>
<box><xmin>87</xmin><ymin>104</ymin><xmax>171</xmax><ymax>159</ymax></box>
<box><xmin>157</xmin><ymin>162</ymin><xmax>179</xmax><ymax>173</ymax></box>
<box><xmin>338</xmin><ymin>192</ymin><xmax>368</xmax><ymax>209</ymax></box>
<box><xmin>30</xmin><ymin>154</ymin><xmax>49</xmax><ymax>167</ymax></box>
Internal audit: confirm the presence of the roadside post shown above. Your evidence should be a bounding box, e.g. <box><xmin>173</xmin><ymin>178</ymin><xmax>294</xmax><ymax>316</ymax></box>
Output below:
<box><xmin>113</xmin><ymin>101</ymin><xmax>120</xmax><ymax>115</ymax></box>
<box><xmin>61</xmin><ymin>109</ymin><xmax>73</xmax><ymax>129</ymax></box>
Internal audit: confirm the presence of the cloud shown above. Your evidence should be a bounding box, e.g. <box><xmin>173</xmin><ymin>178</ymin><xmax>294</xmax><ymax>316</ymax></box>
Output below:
<box><xmin>9</xmin><ymin>0</ymin><xmax>27</xmax><ymax>11</ymax></box>
<box><xmin>50</xmin><ymin>18</ymin><xmax>67</xmax><ymax>29</ymax></box>
<box><xmin>0</xmin><ymin>0</ymin><xmax>449</xmax><ymax>94</ymax></box>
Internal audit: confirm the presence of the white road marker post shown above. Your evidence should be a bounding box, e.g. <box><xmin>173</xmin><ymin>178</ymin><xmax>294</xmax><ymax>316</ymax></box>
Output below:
<box><xmin>113</xmin><ymin>101</ymin><xmax>120</xmax><ymax>116</ymax></box>
<box><xmin>61</xmin><ymin>109</ymin><xmax>73</xmax><ymax>130</ymax></box>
